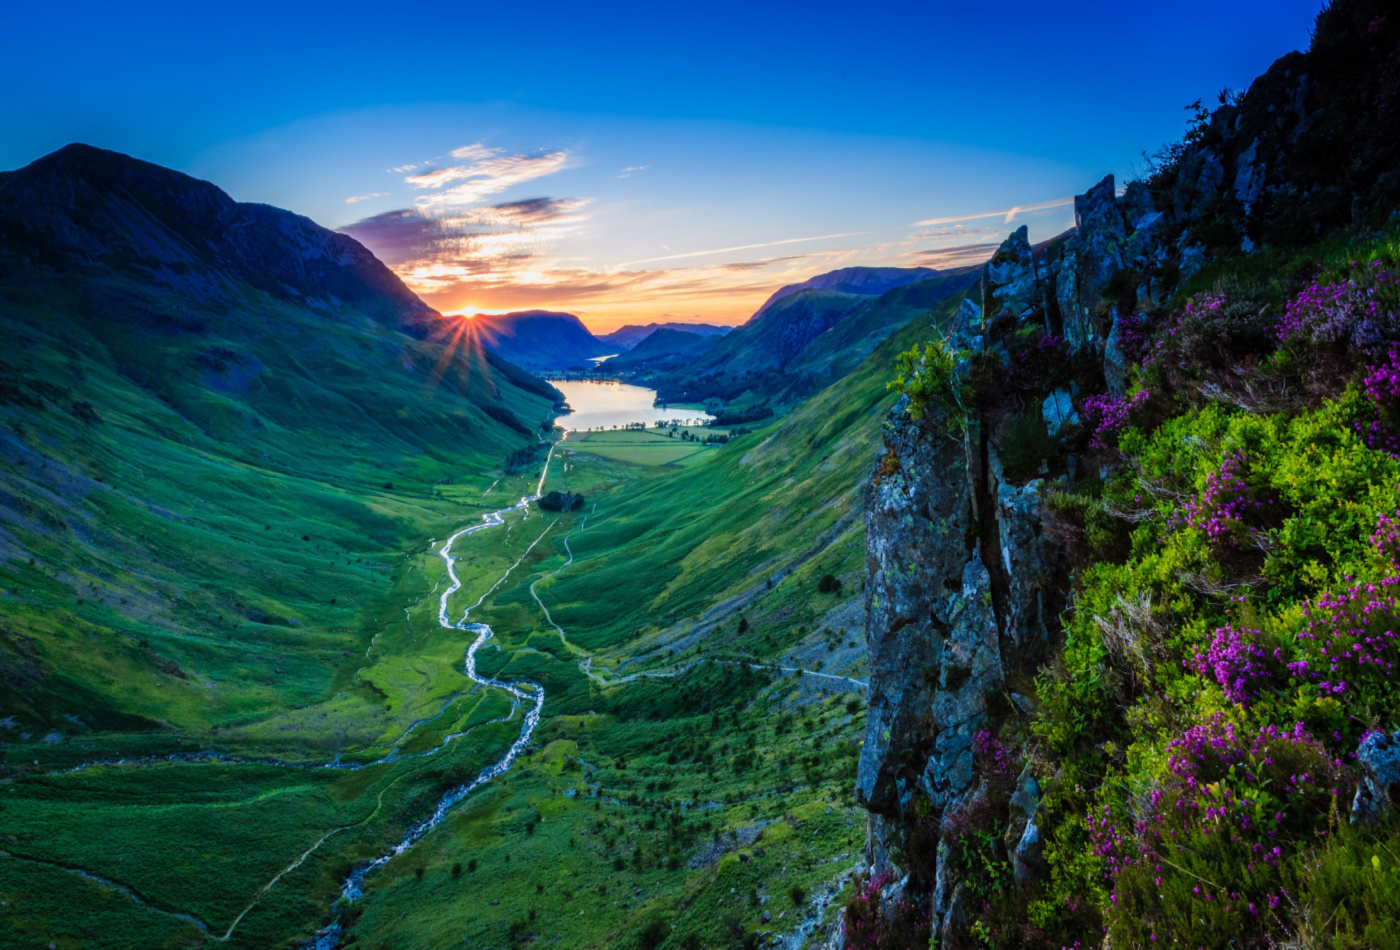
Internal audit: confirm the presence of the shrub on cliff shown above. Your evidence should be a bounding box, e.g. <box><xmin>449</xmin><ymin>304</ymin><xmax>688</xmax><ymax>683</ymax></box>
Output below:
<box><xmin>889</xmin><ymin>337</ymin><xmax>970</xmax><ymax>430</ymax></box>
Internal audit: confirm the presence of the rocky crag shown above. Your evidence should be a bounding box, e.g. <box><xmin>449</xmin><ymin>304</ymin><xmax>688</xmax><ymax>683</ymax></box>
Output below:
<box><xmin>854</xmin><ymin>2</ymin><xmax>1400</xmax><ymax>945</ymax></box>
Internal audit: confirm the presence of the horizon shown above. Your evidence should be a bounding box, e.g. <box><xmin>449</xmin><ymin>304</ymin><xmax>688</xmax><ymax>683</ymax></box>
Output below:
<box><xmin>3</xmin><ymin>1</ymin><xmax>1324</xmax><ymax>333</ymax></box>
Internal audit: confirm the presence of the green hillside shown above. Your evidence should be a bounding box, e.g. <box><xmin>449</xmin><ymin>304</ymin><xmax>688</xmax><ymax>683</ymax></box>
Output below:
<box><xmin>329</xmin><ymin>279</ymin><xmax>975</xmax><ymax>950</ymax></box>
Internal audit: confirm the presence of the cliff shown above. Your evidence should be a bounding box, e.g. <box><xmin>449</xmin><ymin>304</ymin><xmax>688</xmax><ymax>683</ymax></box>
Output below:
<box><xmin>853</xmin><ymin>2</ymin><xmax>1400</xmax><ymax>946</ymax></box>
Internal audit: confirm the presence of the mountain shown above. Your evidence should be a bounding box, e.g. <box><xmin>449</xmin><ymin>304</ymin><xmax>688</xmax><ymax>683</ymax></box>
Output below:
<box><xmin>639</xmin><ymin>268</ymin><xmax>978</xmax><ymax>404</ymax></box>
<box><xmin>461</xmin><ymin>309</ymin><xmax>612</xmax><ymax>371</ymax></box>
<box><xmin>0</xmin><ymin>143</ymin><xmax>440</xmax><ymax>338</ymax></box>
<box><xmin>0</xmin><ymin>143</ymin><xmax>560</xmax><ymax>735</ymax></box>
<box><xmin>603</xmin><ymin>326</ymin><xmax>721</xmax><ymax>372</ymax></box>
<box><xmin>597</xmin><ymin>321</ymin><xmax>731</xmax><ymax>351</ymax></box>
<box><xmin>751</xmin><ymin>265</ymin><xmax>938</xmax><ymax>319</ymax></box>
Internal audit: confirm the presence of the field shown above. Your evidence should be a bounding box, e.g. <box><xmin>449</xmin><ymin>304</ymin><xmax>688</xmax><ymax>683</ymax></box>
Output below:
<box><xmin>565</xmin><ymin>428</ymin><xmax>713</xmax><ymax>466</ymax></box>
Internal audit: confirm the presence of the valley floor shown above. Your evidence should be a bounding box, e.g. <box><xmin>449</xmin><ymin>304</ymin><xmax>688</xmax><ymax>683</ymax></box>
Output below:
<box><xmin>0</xmin><ymin>414</ymin><xmax>877</xmax><ymax>950</ymax></box>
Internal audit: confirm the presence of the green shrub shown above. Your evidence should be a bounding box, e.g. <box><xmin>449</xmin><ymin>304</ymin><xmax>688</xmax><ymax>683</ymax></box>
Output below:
<box><xmin>888</xmin><ymin>338</ymin><xmax>970</xmax><ymax>428</ymax></box>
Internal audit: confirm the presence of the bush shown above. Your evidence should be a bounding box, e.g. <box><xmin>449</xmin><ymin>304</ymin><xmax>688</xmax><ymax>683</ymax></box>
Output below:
<box><xmin>1094</xmin><ymin>716</ymin><xmax>1342</xmax><ymax>950</ymax></box>
<box><xmin>889</xmin><ymin>338</ymin><xmax>970</xmax><ymax>428</ymax></box>
<box><xmin>817</xmin><ymin>574</ymin><xmax>841</xmax><ymax>594</ymax></box>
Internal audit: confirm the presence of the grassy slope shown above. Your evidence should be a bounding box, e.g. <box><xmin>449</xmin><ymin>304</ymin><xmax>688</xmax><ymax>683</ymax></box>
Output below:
<box><xmin>0</xmin><ymin>271</ymin><xmax>556</xmax><ymax>740</ymax></box>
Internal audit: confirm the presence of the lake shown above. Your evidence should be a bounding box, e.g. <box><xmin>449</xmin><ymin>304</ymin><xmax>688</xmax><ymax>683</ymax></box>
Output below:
<box><xmin>551</xmin><ymin>379</ymin><xmax>714</xmax><ymax>431</ymax></box>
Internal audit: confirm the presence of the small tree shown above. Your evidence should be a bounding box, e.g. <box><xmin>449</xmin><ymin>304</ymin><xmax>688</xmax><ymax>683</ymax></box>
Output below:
<box><xmin>888</xmin><ymin>334</ymin><xmax>971</xmax><ymax>431</ymax></box>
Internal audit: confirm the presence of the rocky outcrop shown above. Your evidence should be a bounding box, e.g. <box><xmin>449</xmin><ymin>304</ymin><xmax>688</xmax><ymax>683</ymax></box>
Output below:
<box><xmin>854</xmin><ymin>5</ymin><xmax>1400</xmax><ymax>945</ymax></box>
<box><xmin>859</xmin><ymin>396</ymin><xmax>976</xmax><ymax>819</ymax></box>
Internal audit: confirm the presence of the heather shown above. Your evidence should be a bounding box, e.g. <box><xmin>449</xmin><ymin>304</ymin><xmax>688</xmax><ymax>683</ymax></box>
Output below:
<box><xmin>1028</xmin><ymin>228</ymin><xmax>1400</xmax><ymax>949</ymax></box>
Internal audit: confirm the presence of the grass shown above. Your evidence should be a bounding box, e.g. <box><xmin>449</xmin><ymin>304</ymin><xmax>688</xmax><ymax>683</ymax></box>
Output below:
<box><xmin>567</xmin><ymin>429</ymin><xmax>712</xmax><ymax>466</ymax></box>
<box><xmin>0</xmin><ymin>259</ymin><xmax>972</xmax><ymax>947</ymax></box>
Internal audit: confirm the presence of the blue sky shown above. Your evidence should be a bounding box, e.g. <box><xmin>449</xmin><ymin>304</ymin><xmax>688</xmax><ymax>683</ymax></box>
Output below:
<box><xmin>2</xmin><ymin>0</ymin><xmax>1324</xmax><ymax>329</ymax></box>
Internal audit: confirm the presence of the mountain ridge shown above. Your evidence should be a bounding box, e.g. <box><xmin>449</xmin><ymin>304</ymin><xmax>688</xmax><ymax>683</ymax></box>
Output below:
<box><xmin>598</xmin><ymin>321</ymin><xmax>730</xmax><ymax>351</ymax></box>
<box><xmin>752</xmin><ymin>265</ymin><xmax>939</xmax><ymax>319</ymax></box>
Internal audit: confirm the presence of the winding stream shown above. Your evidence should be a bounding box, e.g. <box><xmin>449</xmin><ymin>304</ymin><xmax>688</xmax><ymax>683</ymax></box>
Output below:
<box><xmin>308</xmin><ymin>444</ymin><xmax>561</xmax><ymax>947</ymax></box>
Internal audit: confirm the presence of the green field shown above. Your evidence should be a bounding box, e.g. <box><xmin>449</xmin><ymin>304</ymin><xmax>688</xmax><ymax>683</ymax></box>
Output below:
<box><xmin>566</xmin><ymin>429</ymin><xmax>712</xmax><ymax>465</ymax></box>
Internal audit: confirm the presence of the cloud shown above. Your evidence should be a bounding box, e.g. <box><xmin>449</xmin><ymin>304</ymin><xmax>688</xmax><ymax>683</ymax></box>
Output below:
<box><xmin>402</xmin><ymin>144</ymin><xmax>572</xmax><ymax>209</ymax></box>
<box><xmin>618</xmin><ymin>232</ymin><xmax>868</xmax><ymax>268</ymax></box>
<box><xmin>911</xmin><ymin>196</ymin><xmax>1073</xmax><ymax>228</ymax></box>
<box><xmin>462</xmin><ymin>197</ymin><xmax>590</xmax><ymax>228</ymax></box>
<box><xmin>616</xmin><ymin>165</ymin><xmax>649</xmax><ymax>179</ymax></box>
<box><xmin>905</xmin><ymin>242</ymin><xmax>999</xmax><ymax>270</ymax></box>
<box><xmin>388</xmin><ymin>163</ymin><xmax>420</xmax><ymax>173</ymax></box>
<box><xmin>345</xmin><ymin>192</ymin><xmax>386</xmax><ymax>204</ymax></box>
<box><xmin>341</xmin><ymin>197</ymin><xmax>589</xmax><ymax>270</ymax></box>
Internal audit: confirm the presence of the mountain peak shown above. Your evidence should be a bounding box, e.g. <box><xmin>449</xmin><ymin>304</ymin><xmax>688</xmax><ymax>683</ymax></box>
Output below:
<box><xmin>753</xmin><ymin>265</ymin><xmax>940</xmax><ymax>318</ymax></box>
<box><xmin>0</xmin><ymin>143</ymin><xmax>435</xmax><ymax>336</ymax></box>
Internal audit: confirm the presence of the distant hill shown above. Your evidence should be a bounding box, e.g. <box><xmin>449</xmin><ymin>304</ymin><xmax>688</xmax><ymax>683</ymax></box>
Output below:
<box><xmin>605</xmin><ymin>326</ymin><xmax>722</xmax><ymax>372</ymax></box>
<box><xmin>637</xmin><ymin>267</ymin><xmax>978</xmax><ymax>405</ymax></box>
<box><xmin>462</xmin><ymin>310</ymin><xmax>612</xmax><ymax>371</ymax></box>
<box><xmin>752</xmin><ymin>266</ymin><xmax>939</xmax><ymax>319</ymax></box>
<box><xmin>598</xmin><ymin>321</ymin><xmax>731</xmax><ymax>351</ymax></box>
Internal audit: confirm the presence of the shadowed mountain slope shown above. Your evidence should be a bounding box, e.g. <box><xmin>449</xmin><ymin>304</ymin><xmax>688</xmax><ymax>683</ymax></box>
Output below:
<box><xmin>645</xmin><ymin>267</ymin><xmax>978</xmax><ymax>404</ymax></box>
<box><xmin>752</xmin><ymin>265</ymin><xmax>939</xmax><ymax>319</ymax></box>
<box><xmin>0</xmin><ymin>144</ymin><xmax>560</xmax><ymax>734</ymax></box>
<box><xmin>605</xmin><ymin>326</ymin><xmax>722</xmax><ymax>371</ymax></box>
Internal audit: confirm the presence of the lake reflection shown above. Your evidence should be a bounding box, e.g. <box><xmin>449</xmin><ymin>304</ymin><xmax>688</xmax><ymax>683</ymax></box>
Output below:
<box><xmin>551</xmin><ymin>380</ymin><xmax>714</xmax><ymax>431</ymax></box>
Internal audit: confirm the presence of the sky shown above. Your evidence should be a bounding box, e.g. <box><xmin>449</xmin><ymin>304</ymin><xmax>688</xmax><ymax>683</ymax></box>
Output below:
<box><xmin>2</xmin><ymin>1</ymin><xmax>1325</xmax><ymax>332</ymax></box>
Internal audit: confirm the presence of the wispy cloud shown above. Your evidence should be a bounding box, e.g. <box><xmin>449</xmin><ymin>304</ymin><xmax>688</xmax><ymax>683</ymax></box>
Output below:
<box><xmin>345</xmin><ymin>192</ymin><xmax>386</xmax><ymax>204</ymax></box>
<box><xmin>342</xmin><ymin>197</ymin><xmax>589</xmax><ymax>269</ymax></box>
<box><xmin>911</xmin><ymin>196</ymin><xmax>1073</xmax><ymax>228</ymax></box>
<box><xmin>615</xmin><ymin>165</ymin><xmax>649</xmax><ymax>179</ymax></box>
<box><xmin>403</xmin><ymin>144</ymin><xmax>572</xmax><ymax>209</ymax></box>
<box><xmin>618</xmin><ymin>232</ymin><xmax>868</xmax><ymax>268</ymax></box>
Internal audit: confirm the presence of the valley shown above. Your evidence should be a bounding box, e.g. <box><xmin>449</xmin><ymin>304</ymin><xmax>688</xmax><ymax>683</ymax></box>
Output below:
<box><xmin>7</xmin><ymin>6</ymin><xmax>1400</xmax><ymax>947</ymax></box>
<box><xmin>0</xmin><ymin>152</ymin><xmax>962</xmax><ymax>945</ymax></box>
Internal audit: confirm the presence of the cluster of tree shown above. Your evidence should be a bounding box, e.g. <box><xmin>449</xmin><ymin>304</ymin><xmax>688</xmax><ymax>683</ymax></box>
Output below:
<box><xmin>537</xmin><ymin>490</ymin><xmax>586</xmax><ymax>512</ymax></box>
<box><xmin>710</xmin><ymin>405</ymin><xmax>773</xmax><ymax>426</ymax></box>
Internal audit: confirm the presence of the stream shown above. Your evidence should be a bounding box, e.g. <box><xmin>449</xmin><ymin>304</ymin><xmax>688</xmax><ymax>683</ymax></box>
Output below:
<box><xmin>307</xmin><ymin>444</ymin><xmax>560</xmax><ymax>948</ymax></box>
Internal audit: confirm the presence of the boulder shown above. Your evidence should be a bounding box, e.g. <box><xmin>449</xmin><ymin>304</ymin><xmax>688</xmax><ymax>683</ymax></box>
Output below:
<box><xmin>1006</xmin><ymin>770</ymin><xmax>1045</xmax><ymax>882</ymax></box>
<box><xmin>1102</xmin><ymin>310</ymin><xmax>1129</xmax><ymax>397</ymax></box>
<box><xmin>1041</xmin><ymin>389</ymin><xmax>1078</xmax><ymax>436</ymax></box>
<box><xmin>1353</xmin><ymin>730</ymin><xmax>1400</xmax><ymax>823</ymax></box>
<box><xmin>983</xmin><ymin>225</ymin><xmax>1040</xmax><ymax>323</ymax></box>
<box><xmin>996</xmin><ymin>479</ymin><xmax>1052</xmax><ymax>648</ymax></box>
